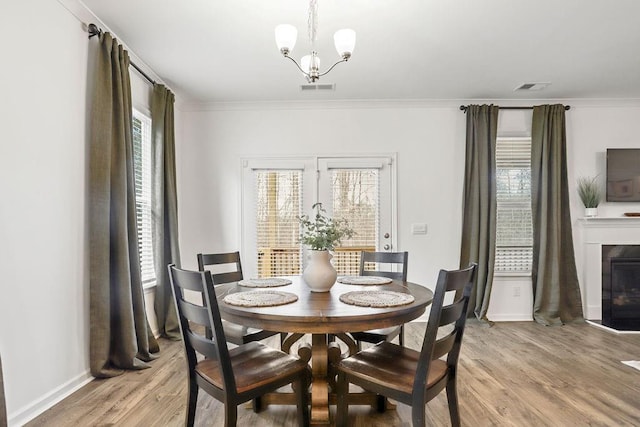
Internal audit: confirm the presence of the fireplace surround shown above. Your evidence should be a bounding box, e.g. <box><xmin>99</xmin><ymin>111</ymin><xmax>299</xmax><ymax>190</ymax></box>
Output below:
<box><xmin>574</xmin><ymin>214</ymin><xmax>640</xmax><ymax>334</ymax></box>
<box><xmin>602</xmin><ymin>245</ymin><xmax>640</xmax><ymax>330</ymax></box>
<box><xmin>578</xmin><ymin>217</ymin><xmax>640</xmax><ymax>325</ymax></box>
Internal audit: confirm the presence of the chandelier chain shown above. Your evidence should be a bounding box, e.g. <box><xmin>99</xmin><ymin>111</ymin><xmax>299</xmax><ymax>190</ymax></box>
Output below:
<box><xmin>308</xmin><ymin>0</ymin><xmax>318</xmax><ymax>47</ymax></box>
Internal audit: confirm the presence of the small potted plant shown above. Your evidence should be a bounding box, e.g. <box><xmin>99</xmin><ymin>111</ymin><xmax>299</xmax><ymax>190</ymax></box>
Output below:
<box><xmin>577</xmin><ymin>176</ymin><xmax>601</xmax><ymax>217</ymax></box>
<box><xmin>299</xmin><ymin>202</ymin><xmax>354</xmax><ymax>292</ymax></box>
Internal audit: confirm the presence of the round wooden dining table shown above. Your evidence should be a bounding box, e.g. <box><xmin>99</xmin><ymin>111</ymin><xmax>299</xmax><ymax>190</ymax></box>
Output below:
<box><xmin>216</xmin><ymin>276</ymin><xmax>433</xmax><ymax>426</ymax></box>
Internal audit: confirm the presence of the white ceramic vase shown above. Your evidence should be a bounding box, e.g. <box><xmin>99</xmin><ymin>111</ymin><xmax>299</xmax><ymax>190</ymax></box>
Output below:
<box><xmin>585</xmin><ymin>207</ymin><xmax>598</xmax><ymax>217</ymax></box>
<box><xmin>302</xmin><ymin>250</ymin><xmax>337</xmax><ymax>292</ymax></box>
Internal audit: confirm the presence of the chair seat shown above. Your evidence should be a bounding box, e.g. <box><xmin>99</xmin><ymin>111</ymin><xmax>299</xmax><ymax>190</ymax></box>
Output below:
<box><xmin>337</xmin><ymin>342</ymin><xmax>447</xmax><ymax>395</ymax></box>
<box><xmin>349</xmin><ymin>326</ymin><xmax>401</xmax><ymax>343</ymax></box>
<box><xmin>195</xmin><ymin>342</ymin><xmax>309</xmax><ymax>395</ymax></box>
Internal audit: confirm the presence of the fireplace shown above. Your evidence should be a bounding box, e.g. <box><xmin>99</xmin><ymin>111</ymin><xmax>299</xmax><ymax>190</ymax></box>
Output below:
<box><xmin>602</xmin><ymin>245</ymin><xmax>640</xmax><ymax>330</ymax></box>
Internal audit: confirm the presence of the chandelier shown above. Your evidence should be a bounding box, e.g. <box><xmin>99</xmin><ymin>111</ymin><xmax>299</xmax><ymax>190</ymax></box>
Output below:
<box><xmin>275</xmin><ymin>0</ymin><xmax>356</xmax><ymax>83</ymax></box>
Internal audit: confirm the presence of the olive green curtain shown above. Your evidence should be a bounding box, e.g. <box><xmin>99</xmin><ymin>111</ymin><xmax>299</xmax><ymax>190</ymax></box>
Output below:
<box><xmin>531</xmin><ymin>105</ymin><xmax>584</xmax><ymax>325</ymax></box>
<box><xmin>0</xmin><ymin>354</ymin><xmax>6</xmax><ymax>427</ymax></box>
<box><xmin>89</xmin><ymin>32</ymin><xmax>158</xmax><ymax>378</ymax></box>
<box><xmin>151</xmin><ymin>84</ymin><xmax>181</xmax><ymax>339</ymax></box>
<box><xmin>460</xmin><ymin>104</ymin><xmax>499</xmax><ymax>322</ymax></box>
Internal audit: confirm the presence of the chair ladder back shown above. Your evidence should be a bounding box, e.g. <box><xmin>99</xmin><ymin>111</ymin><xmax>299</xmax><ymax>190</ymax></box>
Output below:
<box><xmin>414</xmin><ymin>264</ymin><xmax>477</xmax><ymax>391</ymax></box>
<box><xmin>186</xmin><ymin>329</ymin><xmax>219</xmax><ymax>360</ymax></box>
<box><xmin>432</xmin><ymin>329</ymin><xmax>457</xmax><ymax>360</ymax></box>
<box><xmin>359</xmin><ymin>251</ymin><xmax>408</xmax><ymax>281</ymax></box>
<box><xmin>177</xmin><ymin>298</ymin><xmax>221</xmax><ymax>360</ymax></box>
<box><xmin>177</xmin><ymin>298</ymin><xmax>211</xmax><ymax>326</ymax></box>
<box><xmin>168</xmin><ymin>264</ymin><xmax>237</xmax><ymax>394</ymax></box>
<box><xmin>431</xmin><ymin>288</ymin><xmax>472</xmax><ymax>360</ymax></box>
<box><xmin>438</xmin><ymin>298</ymin><xmax>467</xmax><ymax>327</ymax></box>
<box><xmin>197</xmin><ymin>252</ymin><xmax>244</xmax><ymax>285</ymax></box>
<box><xmin>211</xmin><ymin>271</ymin><xmax>243</xmax><ymax>285</ymax></box>
<box><xmin>417</xmin><ymin>269</ymin><xmax>449</xmax><ymax>364</ymax></box>
<box><xmin>445</xmin><ymin>277</ymin><xmax>475</xmax><ymax>367</ymax></box>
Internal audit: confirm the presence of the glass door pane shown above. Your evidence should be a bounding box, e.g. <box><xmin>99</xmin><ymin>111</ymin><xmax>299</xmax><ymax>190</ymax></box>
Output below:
<box><xmin>318</xmin><ymin>157</ymin><xmax>394</xmax><ymax>275</ymax></box>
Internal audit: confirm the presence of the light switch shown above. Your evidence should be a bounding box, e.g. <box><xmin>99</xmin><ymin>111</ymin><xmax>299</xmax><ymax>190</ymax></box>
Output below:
<box><xmin>411</xmin><ymin>223</ymin><xmax>427</xmax><ymax>235</ymax></box>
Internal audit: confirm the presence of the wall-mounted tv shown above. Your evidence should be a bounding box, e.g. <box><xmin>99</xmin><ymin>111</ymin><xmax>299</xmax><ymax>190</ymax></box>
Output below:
<box><xmin>607</xmin><ymin>148</ymin><xmax>640</xmax><ymax>202</ymax></box>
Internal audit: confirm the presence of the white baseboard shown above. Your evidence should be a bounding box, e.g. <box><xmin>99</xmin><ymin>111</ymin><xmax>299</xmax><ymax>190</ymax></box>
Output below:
<box><xmin>8</xmin><ymin>370</ymin><xmax>93</xmax><ymax>427</ymax></box>
<box><xmin>585</xmin><ymin>304</ymin><xmax>602</xmax><ymax>321</ymax></box>
<box><xmin>487</xmin><ymin>314</ymin><xmax>533</xmax><ymax>322</ymax></box>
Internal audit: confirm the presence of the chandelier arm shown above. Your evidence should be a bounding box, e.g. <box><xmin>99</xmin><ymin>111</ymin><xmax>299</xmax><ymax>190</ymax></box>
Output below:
<box><xmin>317</xmin><ymin>58</ymin><xmax>348</xmax><ymax>77</ymax></box>
<box><xmin>284</xmin><ymin>55</ymin><xmax>311</xmax><ymax>78</ymax></box>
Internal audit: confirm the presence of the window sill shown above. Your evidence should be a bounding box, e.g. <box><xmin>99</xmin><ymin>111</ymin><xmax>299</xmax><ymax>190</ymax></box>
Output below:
<box><xmin>494</xmin><ymin>271</ymin><xmax>532</xmax><ymax>278</ymax></box>
<box><xmin>143</xmin><ymin>282</ymin><xmax>157</xmax><ymax>293</ymax></box>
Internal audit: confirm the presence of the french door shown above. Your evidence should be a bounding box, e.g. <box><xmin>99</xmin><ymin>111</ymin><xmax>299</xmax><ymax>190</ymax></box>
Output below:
<box><xmin>241</xmin><ymin>155</ymin><xmax>396</xmax><ymax>279</ymax></box>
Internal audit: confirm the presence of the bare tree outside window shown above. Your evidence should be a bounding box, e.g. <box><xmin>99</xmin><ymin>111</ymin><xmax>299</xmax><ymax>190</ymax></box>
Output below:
<box><xmin>496</xmin><ymin>138</ymin><xmax>533</xmax><ymax>273</ymax></box>
<box><xmin>256</xmin><ymin>171</ymin><xmax>302</xmax><ymax>277</ymax></box>
<box><xmin>331</xmin><ymin>169</ymin><xmax>378</xmax><ymax>274</ymax></box>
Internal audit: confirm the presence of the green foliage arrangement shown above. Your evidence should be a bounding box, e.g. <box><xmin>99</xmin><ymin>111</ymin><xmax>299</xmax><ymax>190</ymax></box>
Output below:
<box><xmin>577</xmin><ymin>176</ymin><xmax>601</xmax><ymax>208</ymax></box>
<box><xmin>299</xmin><ymin>203</ymin><xmax>355</xmax><ymax>250</ymax></box>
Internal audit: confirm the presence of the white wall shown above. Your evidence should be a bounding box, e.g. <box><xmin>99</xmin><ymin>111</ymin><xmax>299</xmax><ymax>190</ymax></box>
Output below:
<box><xmin>178</xmin><ymin>101</ymin><xmax>640</xmax><ymax>323</ymax></box>
<box><xmin>568</xmin><ymin>104</ymin><xmax>640</xmax><ymax>316</ymax></box>
<box><xmin>0</xmin><ymin>1</ymin><xmax>160</xmax><ymax>424</ymax></box>
<box><xmin>568</xmin><ymin>104</ymin><xmax>640</xmax><ymax>217</ymax></box>
<box><xmin>178</xmin><ymin>104</ymin><xmax>467</xmax><ymax>288</ymax></box>
<box><xmin>0</xmin><ymin>1</ymin><xmax>91</xmax><ymax>425</ymax></box>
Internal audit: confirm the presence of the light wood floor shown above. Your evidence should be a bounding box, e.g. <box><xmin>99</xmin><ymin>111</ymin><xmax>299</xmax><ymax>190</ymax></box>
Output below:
<box><xmin>27</xmin><ymin>321</ymin><xmax>640</xmax><ymax>426</ymax></box>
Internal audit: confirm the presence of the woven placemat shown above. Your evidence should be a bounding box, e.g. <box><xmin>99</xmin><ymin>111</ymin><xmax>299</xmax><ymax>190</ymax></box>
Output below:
<box><xmin>339</xmin><ymin>290</ymin><xmax>415</xmax><ymax>307</ymax></box>
<box><xmin>223</xmin><ymin>290</ymin><xmax>298</xmax><ymax>307</ymax></box>
<box><xmin>238</xmin><ymin>278</ymin><xmax>292</xmax><ymax>288</ymax></box>
<box><xmin>337</xmin><ymin>276</ymin><xmax>393</xmax><ymax>285</ymax></box>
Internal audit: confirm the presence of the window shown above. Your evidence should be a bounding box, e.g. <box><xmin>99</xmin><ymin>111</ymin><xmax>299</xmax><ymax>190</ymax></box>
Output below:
<box><xmin>255</xmin><ymin>170</ymin><xmax>303</xmax><ymax>277</ymax></box>
<box><xmin>132</xmin><ymin>109</ymin><xmax>155</xmax><ymax>288</ymax></box>
<box><xmin>495</xmin><ymin>137</ymin><xmax>533</xmax><ymax>274</ymax></box>
<box><xmin>327</xmin><ymin>168</ymin><xmax>379</xmax><ymax>275</ymax></box>
<box><xmin>242</xmin><ymin>156</ymin><xmax>395</xmax><ymax>279</ymax></box>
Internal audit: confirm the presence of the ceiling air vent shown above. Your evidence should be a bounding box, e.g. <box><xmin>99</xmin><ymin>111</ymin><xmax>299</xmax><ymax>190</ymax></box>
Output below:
<box><xmin>514</xmin><ymin>82</ymin><xmax>551</xmax><ymax>91</ymax></box>
<box><xmin>300</xmin><ymin>83</ymin><xmax>336</xmax><ymax>92</ymax></box>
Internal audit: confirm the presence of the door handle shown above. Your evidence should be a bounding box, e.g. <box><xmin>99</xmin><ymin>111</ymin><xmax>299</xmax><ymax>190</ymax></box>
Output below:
<box><xmin>383</xmin><ymin>244</ymin><xmax>390</xmax><ymax>250</ymax></box>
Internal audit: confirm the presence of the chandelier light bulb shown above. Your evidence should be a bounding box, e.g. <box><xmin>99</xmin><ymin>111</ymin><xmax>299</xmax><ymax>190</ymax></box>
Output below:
<box><xmin>275</xmin><ymin>24</ymin><xmax>297</xmax><ymax>55</ymax></box>
<box><xmin>334</xmin><ymin>29</ymin><xmax>356</xmax><ymax>59</ymax></box>
<box><xmin>301</xmin><ymin>55</ymin><xmax>320</xmax><ymax>74</ymax></box>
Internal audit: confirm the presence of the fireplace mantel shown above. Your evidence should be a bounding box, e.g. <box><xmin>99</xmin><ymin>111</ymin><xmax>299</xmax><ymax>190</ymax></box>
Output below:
<box><xmin>578</xmin><ymin>217</ymin><xmax>640</xmax><ymax>319</ymax></box>
<box><xmin>580</xmin><ymin>216</ymin><xmax>640</xmax><ymax>227</ymax></box>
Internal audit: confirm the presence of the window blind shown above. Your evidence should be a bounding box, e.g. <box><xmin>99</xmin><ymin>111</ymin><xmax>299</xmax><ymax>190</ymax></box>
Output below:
<box><xmin>331</xmin><ymin>169</ymin><xmax>379</xmax><ymax>275</ymax></box>
<box><xmin>132</xmin><ymin>111</ymin><xmax>155</xmax><ymax>286</ymax></box>
<box><xmin>495</xmin><ymin>137</ymin><xmax>533</xmax><ymax>273</ymax></box>
<box><xmin>255</xmin><ymin>170</ymin><xmax>303</xmax><ymax>277</ymax></box>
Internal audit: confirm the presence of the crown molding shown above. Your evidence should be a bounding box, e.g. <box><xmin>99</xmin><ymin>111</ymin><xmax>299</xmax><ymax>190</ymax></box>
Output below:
<box><xmin>179</xmin><ymin>97</ymin><xmax>640</xmax><ymax>112</ymax></box>
<box><xmin>57</xmin><ymin>0</ymin><xmax>165</xmax><ymax>88</ymax></box>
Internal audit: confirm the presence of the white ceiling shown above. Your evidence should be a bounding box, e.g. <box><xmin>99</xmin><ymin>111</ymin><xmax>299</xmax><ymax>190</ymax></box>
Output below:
<box><xmin>80</xmin><ymin>0</ymin><xmax>640</xmax><ymax>104</ymax></box>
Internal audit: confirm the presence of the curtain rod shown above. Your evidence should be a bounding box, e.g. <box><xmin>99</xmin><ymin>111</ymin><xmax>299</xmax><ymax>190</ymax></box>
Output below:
<box><xmin>87</xmin><ymin>23</ymin><xmax>156</xmax><ymax>86</ymax></box>
<box><xmin>459</xmin><ymin>105</ymin><xmax>571</xmax><ymax>112</ymax></box>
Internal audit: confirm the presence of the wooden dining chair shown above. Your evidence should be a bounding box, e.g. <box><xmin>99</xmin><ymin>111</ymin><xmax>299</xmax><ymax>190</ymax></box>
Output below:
<box><xmin>168</xmin><ymin>264</ymin><xmax>311</xmax><ymax>427</ymax></box>
<box><xmin>197</xmin><ymin>252</ymin><xmax>283</xmax><ymax>346</ymax></box>
<box><xmin>349</xmin><ymin>251</ymin><xmax>409</xmax><ymax>348</ymax></box>
<box><xmin>336</xmin><ymin>263</ymin><xmax>477</xmax><ymax>427</ymax></box>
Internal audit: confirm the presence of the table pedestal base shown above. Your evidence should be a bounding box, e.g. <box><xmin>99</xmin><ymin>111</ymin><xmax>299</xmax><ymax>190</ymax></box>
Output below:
<box><xmin>262</xmin><ymin>332</ymin><xmax>390</xmax><ymax>426</ymax></box>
